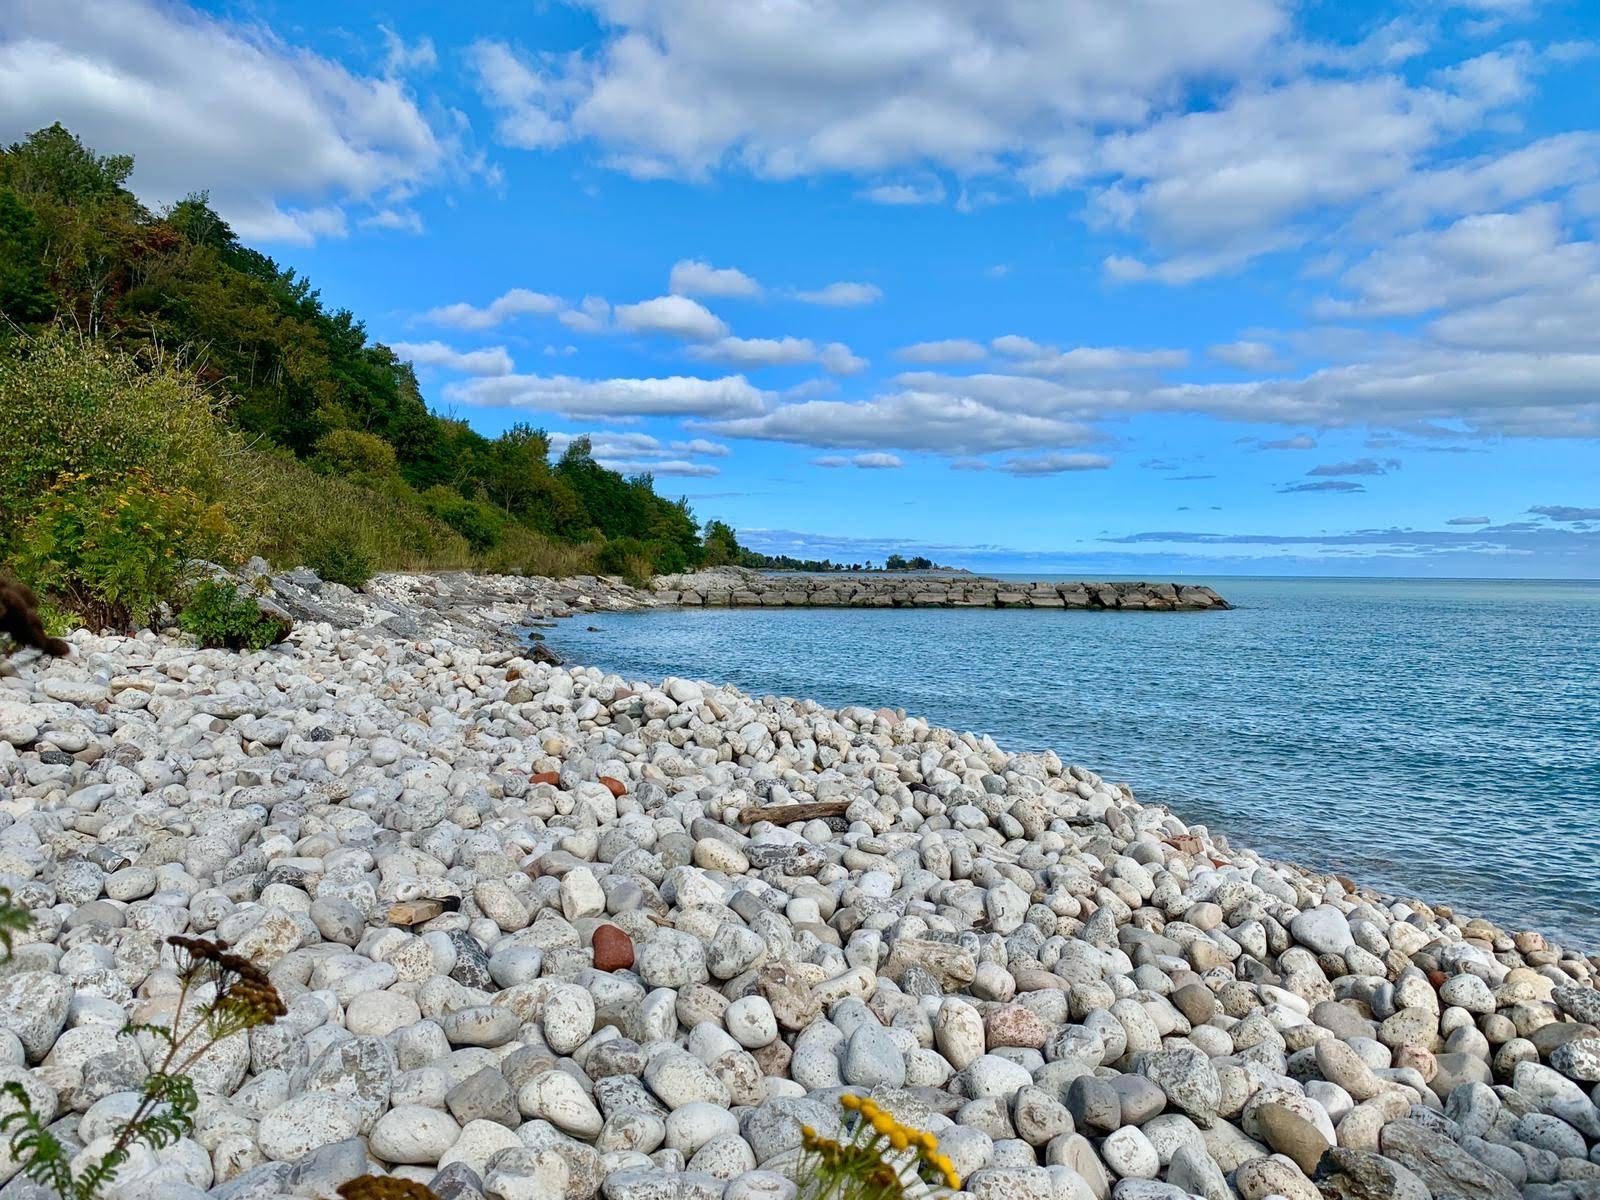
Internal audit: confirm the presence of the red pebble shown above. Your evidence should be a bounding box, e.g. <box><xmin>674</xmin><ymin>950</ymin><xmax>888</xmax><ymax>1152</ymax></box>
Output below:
<box><xmin>599</xmin><ymin>776</ymin><xmax>627</xmax><ymax>798</ymax></box>
<box><xmin>592</xmin><ymin>924</ymin><xmax>634</xmax><ymax>972</ymax></box>
<box><xmin>530</xmin><ymin>771</ymin><xmax>561</xmax><ymax>787</ymax></box>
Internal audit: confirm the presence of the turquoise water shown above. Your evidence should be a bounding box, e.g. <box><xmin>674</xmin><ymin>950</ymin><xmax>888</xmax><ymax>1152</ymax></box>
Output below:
<box><xmin>550</xmin><ymin>577</ymin><xmax>1600</xmax><ymax>949</ymax></box>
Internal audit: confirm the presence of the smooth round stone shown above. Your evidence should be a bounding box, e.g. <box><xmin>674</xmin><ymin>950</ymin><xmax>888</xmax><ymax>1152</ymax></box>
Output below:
<box><xmin>369</xmin><ymin>1105</ymin><xmax>462</xmax><ymax>1164</ymax></box>
<box><xmin>664</xmin><ymin>1102</ymin><xmax>739</xmax><ymax>1154</ymax></box>
<box><xmin>518</xmin><ymin>1071</ymin><xmax>602</xmax><ymax>1138</ymax></box>
<box><xmin>345</xmin><ymin>990</ymin><xmax>422</xmax><ymax>1036</ymax></box>
<box><xmin>439</xmin><ymin>1006</ymin><xmax>519</xmax><ymax>1047</ymax></box>
<box><xmin>725</xmin><ymin>996</ymin><xmax>779</xmax><ymax>1049</ymax></box>
<box><xmin>257</xmin><ymin>1093</ymin><xmax>362</xmax><ymax>1161</ymax></box>
<box><xmin>1256</xmin><ymin>1102</ymin><xmax>1332</xmax><ymax>1175</ymax></box>
<box><xmin>1101</xmin><ymin>1126</ymin><xmax>1160</xmax><ymax>1179</ymax></box>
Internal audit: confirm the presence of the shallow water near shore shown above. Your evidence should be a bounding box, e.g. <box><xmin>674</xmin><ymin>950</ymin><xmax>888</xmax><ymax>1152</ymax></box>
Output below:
<box><xmin>552</xmin><ymin>576</ymin><xmax>1600</xmax><ymax>948</ymax></box>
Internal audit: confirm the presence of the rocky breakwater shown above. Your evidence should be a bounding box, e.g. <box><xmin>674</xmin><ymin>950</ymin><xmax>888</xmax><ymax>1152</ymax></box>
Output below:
<box><xmin>651</xmin><ymin>568</ymin><xmax>1230</xmax><ymax>612</ymax></box>
<box><xmin>1</xmin><ymin>617</ymin><xmax>1597</xmax><ymax>1200</ymax></box>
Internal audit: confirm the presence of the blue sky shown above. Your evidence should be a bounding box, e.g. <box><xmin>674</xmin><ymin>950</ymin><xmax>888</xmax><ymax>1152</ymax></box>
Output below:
<box><xmin>4</xmin><ymin>0</ymin><xmax>1599</xmax><ymax>576</ymax></box>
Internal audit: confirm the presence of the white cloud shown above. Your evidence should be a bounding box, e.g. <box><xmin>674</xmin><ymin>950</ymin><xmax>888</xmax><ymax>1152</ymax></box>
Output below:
<box><xmin>703</xmin><ymin>389</ymin><xmax>1097</xmax><ymax>454</ymax></box>
<box><xmin>1209</xmin><ymin>340</ymin><xmax>1278</xmax><ymax>368</ymax></box>
<box><xmin>1259</xmin><ymin>434</ymin><xmax>1317</xmax><ymax>450</ymax></box>
<box><xmin>897</xmin><ymin>339</ymin><xmax>988</xmax><ymax>364</ymax></box>
<box><xmin>615</xmin><ymin>294</ymin><xmax>729</xmax><ymax>340</ymax></box>
<box><xmin>547</xmin><ymin>431</ymin><xmax>729</xmax><ymax>477</ymax></box>
<box><xmin>422</xmin><ymin>288</ymin><xmax>565</xmax><ymax>330</ymax></box>
<box><xmin>690</xmin><ymin>336</ymin><xmax>816</xmax><ymax>367</ymax></box>
<box><xmin>380</xmin><ymin>26</ymin><xmax>436</xmax><ymax>74</ymax></box>
<box><xmin>853</xmin><ymin>452</ymin><xmax>903</xmax><ymax>469</ymax></box>
<box><xmin>0</xmin><ymin>0</ymin><xmax>450</xmax><ymax>245</ymax></box>
<box><xmin>669</xmin><ymin>259</ymin><xmax>762</xmax><ymax>297</ymax></box>
<box><xmin>688</xmin><ymin>336</ymin><xmax>866</xmax><ymax>374</ymax></box>
<box><xmin>390</xmin><ymin>340</ymin><xmax>514</xmax><ymax>375</ymax></box>
<box><xmin>1001</xmin><ymin>453</ymin><xmax>1115</xmax><ymax>476</ymax></box>
<box><xmin>814</xmin><ymin>453</ymin><xmax>902</xmax><ymax>469</ymax></box>
<box><xmin>862</xmin><ymin>181</ymin><xmax>945</xmax><ymax>206</ymax></box>
<box><xmin>1090</xmin><ymin>61</ymin><xmax>1531</xmax><ymax>275</ymax></box>
<box><xmin>469</xmin><ymin>1</ymin><xmax>1287</xmax><ymax>180</ymax></box>
<box><xmin>793</xmin><ymin>282</ymin><xmax>883</xmax><ymax>307</ymax></box>
<box><xmin>1006</xmin><ymin>345</ymin><xmax>1190</xmax><ymax>376</ymax></box>
<box><xmin>819</xmin><ymin>343</ymin><xmax>868</xmax><ymax>375</ymax></box>
<box><xmin>446</xmin><ymin>373</ymin><xmax>770</xmax><ymax>418</ymax></box>
<box><xmin>559</xmin><ymin>295</ymin><xmax>612</xmax><ymax>333</ymax></box>
<box><xmin>360</xmin><ymin>207</ymin><xmax>425</xmax><ymax>234</ymax></box>
<box><xmin>1324</xmin><ymin>204</ymin><xmax>1598</xmax><ymax>318</ymax></box>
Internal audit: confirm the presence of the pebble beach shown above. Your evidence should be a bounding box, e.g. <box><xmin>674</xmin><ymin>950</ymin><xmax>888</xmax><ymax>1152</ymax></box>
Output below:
<box><xmin>2</xmin><ymin>567</ymin><xmax>1598</xmax><ymax>1200</ymax></box>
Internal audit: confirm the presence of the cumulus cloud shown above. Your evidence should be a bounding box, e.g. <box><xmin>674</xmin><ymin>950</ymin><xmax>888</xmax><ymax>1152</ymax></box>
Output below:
<box><xmin>1324</xmin><ymin>205</ymin><xmax>1599</xmax><ymax>318</ymax></box>
<box><xmin>819</xmin><ymin>343</ymin><xmax>868</xmax><ymax>375</ymax></box>
<box><xmin>982</xmin><ymin>335</ymin><xmax>1187</xmax><ymax>377</ymax></box>
<box><xmin>0</xmin><ymin>0</ymin><xmax>451</xmax><ymax>245</ymax></box>
<box><xmin>559</xmin><ymin>295</ymin><xmax>612</xmax><ymax>334</ymax></box>
<box><xmin>793</xmin><ymin>282</ymin><xmax>883</xmax><ymax>307</ymax></box>
<box><xmin>896</xmin><ymin>340</ymin><xmax>988</xmax><ymax>364</ymax></box>
<box><xmin>862</xmin><ymin>181</ymin><xmax>945</xmax><ymax>205</ymax></box>
<box><xmin>689</xmin><ymin>336</ymin><xmax>866</xmax><ymax>374</ymax></box>
<box><xmin>1209</xmin><ymin>340</ymin><xmax>1277</xmax><ymax>368</ymax></box>
<box><xmin>469</xmin><ymin>1</ymin><xmax>1286</xmax><ymax>181</ymax></box>
<box><xmin>1001</xmin><ymin>454</ymin><xmax>1115</xmax><ymax>476</ymax></box>
<box><xmin>389</xmin><ymin>340</ymin><xmax>513</xmax><ymax>375</ymax></box>
<box><xmin>814</xmin><ymin>453</ymin><xmax>903</xmax><ymax>469</ymax></box>
<box><xmin>702</xmin><ymin>389</ymin><xmax>1097</xmax><ymax>455</ymax></box>
<box><xmin>614</xmin><ymin>295</ymin><xmax>728</xmax><ymax>340</ymax></box>
<box><xmin>689</xmin><ymin>336</ymin><xmax>816</xmax><ymax>368</ymax></box>
<box><xmin>546</xmin><ymin>431</ymin><xmax>730</xmax><ymax>477</ymax></box>
<box><xmin>421</xmin><ymin>288</ymin><xmax>565</xmax><ymax>330</ymax></box>
<box><xmin>445</xmin><ymin>373</ymin><xmax>770</xmax><ymax>418</ymax></box>
<box><xmin>669</xmin><ymin>259</ymin><xmax>762</xmax><ymax>297</ymax></box>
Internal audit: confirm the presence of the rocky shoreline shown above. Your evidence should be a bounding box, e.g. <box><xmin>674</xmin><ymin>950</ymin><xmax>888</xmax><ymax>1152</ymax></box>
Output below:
<box><xmin>1</xmin><ymin>567</ymin><xmax>1596</xmax><ymax>1200</ymax></box>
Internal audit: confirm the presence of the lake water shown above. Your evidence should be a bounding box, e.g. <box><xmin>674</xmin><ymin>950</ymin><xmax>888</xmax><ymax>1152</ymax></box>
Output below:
<box><xmin>547</xmin><ymin>577</ymin><xmax>1600</xmax><ymax>949</ymax></box>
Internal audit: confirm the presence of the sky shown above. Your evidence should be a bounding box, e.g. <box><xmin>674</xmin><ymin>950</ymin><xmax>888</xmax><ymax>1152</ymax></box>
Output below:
<box><xmin>3</xmin><ymin>0</ymin><xmax>1599</xmax><ymax>577</ymax></box>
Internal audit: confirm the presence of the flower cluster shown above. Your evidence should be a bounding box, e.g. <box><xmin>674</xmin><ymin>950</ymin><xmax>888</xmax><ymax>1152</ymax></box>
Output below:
<box><xmin>167</xmin><ymin>935</ymin><xmax>287</xmax><ymax>1036</ymax></box>
<box><xmin>797</xmin><ymin>1094</ymin><xmax>959</xmax><ymax>1200</ymax></box>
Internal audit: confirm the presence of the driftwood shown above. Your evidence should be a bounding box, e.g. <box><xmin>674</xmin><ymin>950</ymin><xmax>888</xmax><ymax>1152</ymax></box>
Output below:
<box><xmin>387</xmin><ymin>899</ymin><xmax>446</xmax><ymax>926</ymax></box>
<box><xmin>737</xmin><ymin>800</ymin><xmax>852</xmax><ymax>825</ymax></box>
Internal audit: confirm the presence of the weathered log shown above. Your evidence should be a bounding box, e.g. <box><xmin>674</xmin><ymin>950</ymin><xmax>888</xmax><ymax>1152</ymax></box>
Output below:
<box><xmin>738</xmin><ymin>799</ymin><xmax>852</xmax><ymax>825</ymax></box>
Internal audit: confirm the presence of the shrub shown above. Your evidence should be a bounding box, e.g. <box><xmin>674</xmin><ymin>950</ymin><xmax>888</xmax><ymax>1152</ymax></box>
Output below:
<box><xmin>478</xmin><ymin>524</ymin><xmax>601</xmax><ymax>578</ymax></box>
<box><xmin>302</xmin><ymin>532</ymin><xmax>373</xmax><ymax>589</ymax></box>
<box><xmin>178</xmin><ymin>579</ymin><xmax>288</xmax><ymax>651</ymax></box>
<box><xmin>14</xmin><ymin>470</ymin><xmax>233</xmax><ymax>632</ymax></box>
<box><xmin>228</xmin><ymin>449</ymin><xmax>473</xmax><ymax>575</ymax></box>
<box><xmin>418</xmin><ymin>485</ymin><xmax>507</xmax><ymax>553</ymax></box>
<box><xmin>313</xmin><ymin>428</ymin><xmax>399</xmax><ymax>479</ymax></box>
<box><xmin>594</xmin><ymin>537</ymin><xmax>654</xmax><ymax>585</ymax></box>
<box><xmin>0</xmin><ymin>333</ymin><xmax>230</xmax><ymax>550</ymax></box>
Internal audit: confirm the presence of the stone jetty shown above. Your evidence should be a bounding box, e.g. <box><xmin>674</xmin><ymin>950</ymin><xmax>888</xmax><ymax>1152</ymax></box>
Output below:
<box><xmin>0</xmin><ymin>565</ymin><xmax>1592</xmax><ymax>1200</ymax></box>
<box><xmin>652</xmin><ymin>568</ymin><xmax>1231</xmax><ymax>611</ymax></box>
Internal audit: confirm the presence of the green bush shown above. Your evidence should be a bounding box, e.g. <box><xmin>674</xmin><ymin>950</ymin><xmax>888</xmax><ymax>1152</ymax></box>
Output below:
<box><xmin>0</xmin><ymin>332</ymin><xmax>230</xmax><ymax>550</ymax></box>
<box><xmin>594</xmin><ymin>536</ymin><xmax>654</xmax><ymax>586</ymax></box>
<box><xmin>15</xmin><ymin>470</ymin><xmax>233</xmax><ymax>632</ymax></box>
<box><xmin>313</xmin><ymin>428</ymin><xmax>399</xmax><ymax>480</ymax></box>
<box><xmin>229</xmin><ymin>448</ymin><xmax>474</xmax><ymax>575</ymax></box>
<box><xmin>418</xmin><ymin>485</ymin><xmax>507</xmax><ymax>553</ymax></box>
<box><xmin>302</xmin><ymin>532</ymin><xmax>373</xmax><ymax>589</ymax></box>
<box><xmin>477</xmin><ymin>524</ymin><xmax>601</xmax><ymax>577</ymax></box>
<box><xmin>178</xmin><ymin>579</ymin><xmax>288</xmax><ymax>651</ymax></box>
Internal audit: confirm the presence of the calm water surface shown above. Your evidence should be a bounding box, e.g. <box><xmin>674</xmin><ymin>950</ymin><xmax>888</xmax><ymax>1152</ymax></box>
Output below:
<box><xmin>549</xmin><ymin>578</ymin><xmax>1600</xmax><ymax>948</ymax></box>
